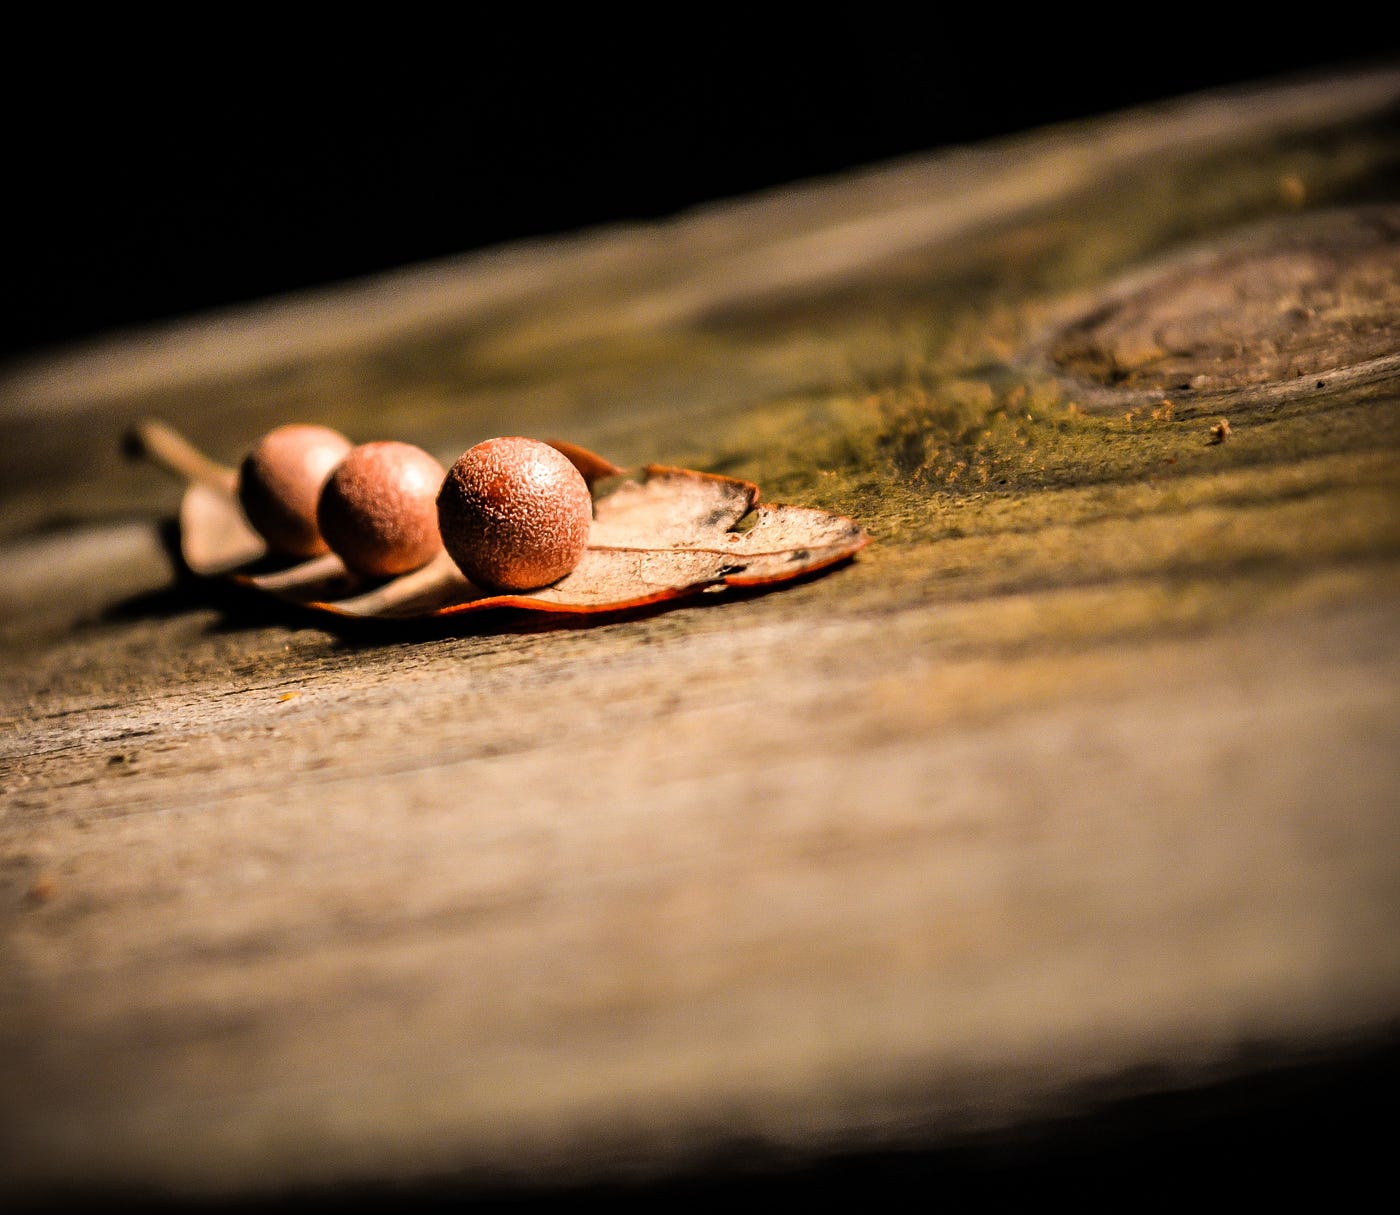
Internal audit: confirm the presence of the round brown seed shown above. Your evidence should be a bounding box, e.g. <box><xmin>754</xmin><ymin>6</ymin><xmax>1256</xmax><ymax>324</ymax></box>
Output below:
<box><xmin>237</xmin><ymin>424</ymin><xmax>354</xmax><ymax>557</ymax></box>
<box><xmin>437</xmin><ymin>437</ymin><xmax>592</xmax><ymax>591</ymax></box>
<box><xmin>317</xmin><ymin>441</ymin><xmax>447</xmax><ymax>578</ymax></box>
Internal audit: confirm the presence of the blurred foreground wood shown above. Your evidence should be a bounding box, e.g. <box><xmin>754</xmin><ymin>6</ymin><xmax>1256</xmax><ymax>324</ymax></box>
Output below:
<box><xmin>2</xmin><ymin>64</ymin><xmax>1398</xmax><ymax>1206</ymax></box>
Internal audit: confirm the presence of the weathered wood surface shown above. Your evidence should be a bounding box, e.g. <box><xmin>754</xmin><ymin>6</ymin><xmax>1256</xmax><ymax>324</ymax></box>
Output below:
<box><xmin>2</xmin><ymin>65</ymin><xmax>1399</xmax><ymax>1205</ymax></box>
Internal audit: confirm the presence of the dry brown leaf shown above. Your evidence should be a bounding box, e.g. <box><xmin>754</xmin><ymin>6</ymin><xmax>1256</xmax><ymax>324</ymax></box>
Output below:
<box><xmin>131</xmin><ymin>419</ymin><xmax>870</xmax><ymax>621</ymax></box>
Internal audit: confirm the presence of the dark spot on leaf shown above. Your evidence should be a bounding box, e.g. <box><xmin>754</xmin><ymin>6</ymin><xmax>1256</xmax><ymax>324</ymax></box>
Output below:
<box><xmin>24</xmin><ymin>875</ymin><xmax>58</xmax><ymax>905</ymax></box>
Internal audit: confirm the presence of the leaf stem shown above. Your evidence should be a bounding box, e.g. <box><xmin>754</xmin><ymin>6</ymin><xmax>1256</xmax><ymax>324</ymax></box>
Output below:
<box><xmin>124</xmin><ymin>418</ymin><xmax>238</xmax><ymax>495</ymax></box>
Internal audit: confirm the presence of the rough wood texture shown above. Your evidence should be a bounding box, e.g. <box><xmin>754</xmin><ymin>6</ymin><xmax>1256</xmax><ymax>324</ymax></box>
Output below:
<box><xmin>2</xmin><ymin>65</ymin><xmax>1399</xmax><ymax>1205</ymax></box>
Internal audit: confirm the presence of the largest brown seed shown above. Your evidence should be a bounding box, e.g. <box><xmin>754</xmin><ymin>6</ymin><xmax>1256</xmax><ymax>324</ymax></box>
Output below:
<box><xmin>437</xmin><ymin>437</ymin><xmax>592</xmax><ymax>591</ymax></box>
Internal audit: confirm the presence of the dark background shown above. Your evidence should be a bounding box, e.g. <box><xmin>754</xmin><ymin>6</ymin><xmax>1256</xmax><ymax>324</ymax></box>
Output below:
<box><xmin>6</xmin><ymin>30</ymin><xmax>1388</xmax><ymax>365</ymax></box>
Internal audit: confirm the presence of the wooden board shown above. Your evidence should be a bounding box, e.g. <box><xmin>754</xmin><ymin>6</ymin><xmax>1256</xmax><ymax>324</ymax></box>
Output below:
<box><xmin>2</xmin><ymin>64</ymin><xmax>1399</xmax><ymax>1206</ymax></box>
